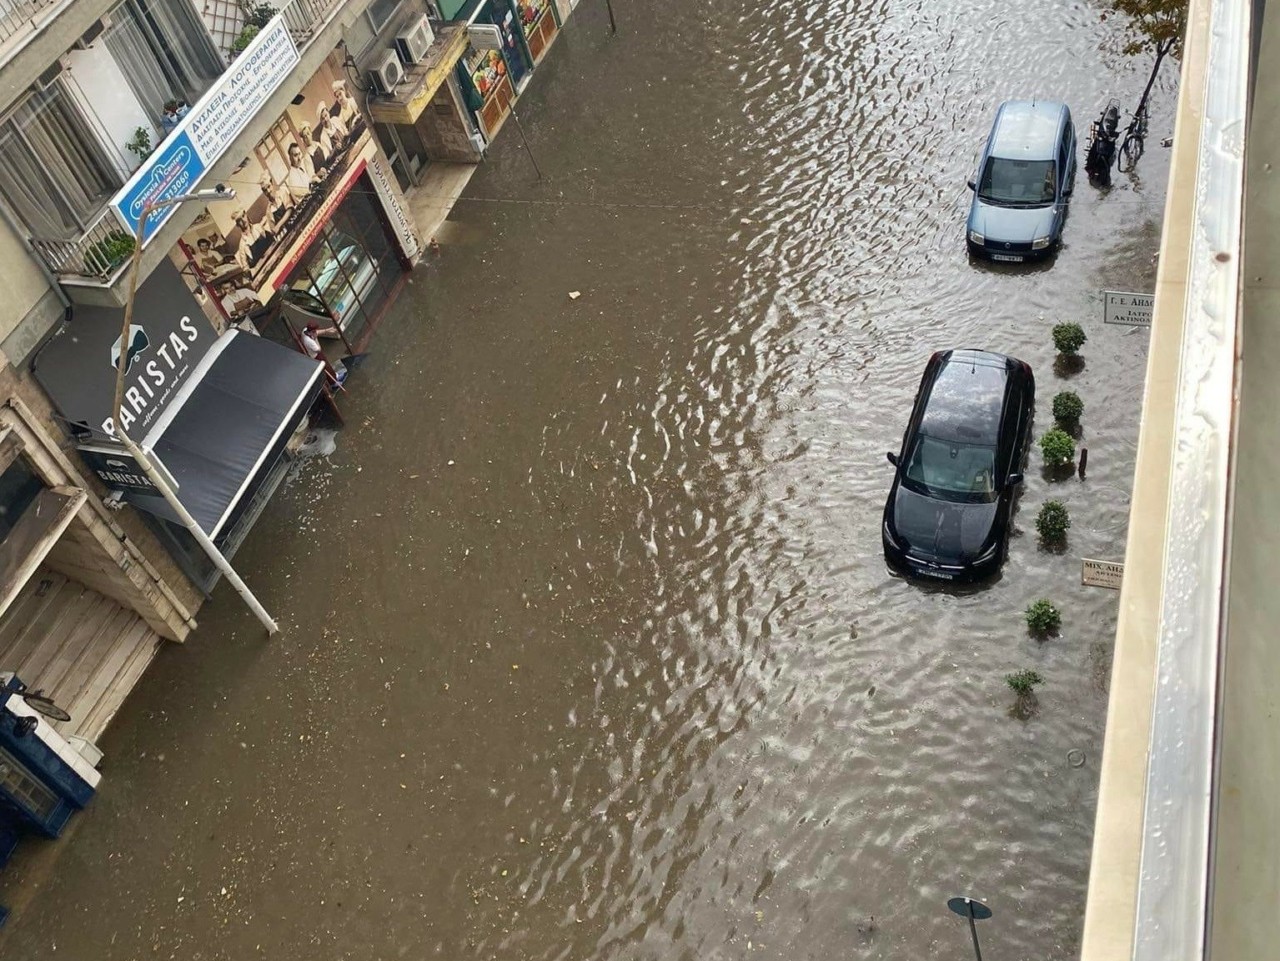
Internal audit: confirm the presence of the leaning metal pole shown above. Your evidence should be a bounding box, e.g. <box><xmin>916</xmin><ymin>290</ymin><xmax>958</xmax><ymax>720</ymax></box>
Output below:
<box><xmin>110</xmin><ymin>194</ymin><xmax>278</xmax><ymax>635</ymax></box>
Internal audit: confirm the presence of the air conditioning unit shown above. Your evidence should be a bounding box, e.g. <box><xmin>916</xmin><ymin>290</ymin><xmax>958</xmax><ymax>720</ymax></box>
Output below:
<box><xmin>368</xmin><ymin>48</ymin><xmax>404</xmax><ymax>94</ymax></box>
<box><xmin>395</xmin><ymin>14</ymin><xmax>436</xmax><ymax>65</ymax></box>
<box><xmin>76</xmin><ymin>16</ymin><xmax>108</xmax><ymax>48</ymax></box>
<box><xmin>33</xmin><ymin>59</ymin><xmax>66</xmax><ymax>91</ymax></box>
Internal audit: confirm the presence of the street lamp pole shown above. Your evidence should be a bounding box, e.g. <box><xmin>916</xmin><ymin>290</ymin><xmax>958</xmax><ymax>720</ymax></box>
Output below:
<box><xmin>946</xmin><ymin>896</ymin><xmax>992</xmax><ymax>961</ymax></box>
<box><xmin>110</xmin><ymin>187</ymin><xmax>279</xmax><ymax>635</ymax></box>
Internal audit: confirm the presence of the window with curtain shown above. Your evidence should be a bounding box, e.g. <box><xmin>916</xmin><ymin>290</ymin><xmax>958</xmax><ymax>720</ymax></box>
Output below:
<box><xmin>0</xmin><ymin>83</ymin><xmax>121</xmax><ymax>239</ymax></box>
<box><xmin>106</xmin><ymin>0</ymin><xmax>225</xmax><ymax>123</ymax></box>
<box><xmin>366</xmin><ymin>0</ymin><xmax>403</xmax><ymax>32</ymax></box>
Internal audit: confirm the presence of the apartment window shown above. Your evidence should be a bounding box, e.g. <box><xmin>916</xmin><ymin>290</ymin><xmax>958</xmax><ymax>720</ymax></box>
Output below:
<box><xmin>0</xmin><ymin>457</ymin><xmax>43</xmax><ymax>543</ymax></box>
<box><xmin>366</xmin><ymin>0</ymin><xmax>403</xmax><ymax>32</ymax></box>
<box><xmin>0</xmin><ymin>83</ymin><xmax>121</xmax><ymax>239</ymax></box>
<box><xmin>105</xmin><ymin>0</ymin><xmax>225</xmax><ymax>125</ymax></box>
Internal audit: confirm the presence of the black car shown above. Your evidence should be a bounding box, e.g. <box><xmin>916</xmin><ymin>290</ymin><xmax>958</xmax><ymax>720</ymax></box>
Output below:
<box><xmin>882</xmin><ymin>349</ymin><xmax>1035</xmax><ymax>581</ymax></box>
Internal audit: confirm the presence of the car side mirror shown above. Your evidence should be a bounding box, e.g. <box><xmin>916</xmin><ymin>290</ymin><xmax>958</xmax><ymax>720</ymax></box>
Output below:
<box><xmin>966</xmin><ymin>179</ymin><xmax>976</xmax><ymax>191</ymax></box>
<box><xmin>886</xmin><ymin>451</ymin><xmax>899</xmax><ymax>466</ymax></box>
<box><xmin>1008</xmin><ymin>472</ymin><xmax>1024</xmax><ymax>486</ymax></box>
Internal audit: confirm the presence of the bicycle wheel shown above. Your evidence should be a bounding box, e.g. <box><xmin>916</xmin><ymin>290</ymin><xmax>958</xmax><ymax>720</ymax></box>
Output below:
<box><xmin>22</xmin><ymin>692</ymin><xmax>71</xmax><ymax>722</ymax></box>
<box><xmin>1118</xmin><ymin>134</ymin><xmax>1143</xmax><ymax>172</ymax></box>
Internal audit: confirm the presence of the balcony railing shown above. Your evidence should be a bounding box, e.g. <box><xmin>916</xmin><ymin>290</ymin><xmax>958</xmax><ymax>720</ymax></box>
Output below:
<box><xmin>31</xmin><ymin>209</ymin><xmax>133</xmax><ymax>281</ymax></box>
<box><xmin>0</xmin><ymin>0</ymin><xmax>61</xmax><ymax>45</ymax></box>
<box><xmin>28</xmin><ymin>0</ymin><xmax>347</xmax><ymax>284</ymax></box>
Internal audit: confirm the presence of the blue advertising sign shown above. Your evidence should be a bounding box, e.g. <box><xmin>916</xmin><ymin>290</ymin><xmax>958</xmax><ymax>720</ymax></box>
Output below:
<box><xmin>111</xmin><ymin>130</ymin><xmax>205</xmax><ymax>238</ymax></box>
<box><xmin>108</xmin><ymin>16</ymin><xmax>299</xmax><ymax>242</ymax></box>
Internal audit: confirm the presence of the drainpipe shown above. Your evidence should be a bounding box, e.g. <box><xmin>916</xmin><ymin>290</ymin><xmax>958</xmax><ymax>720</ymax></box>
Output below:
<box><xmin>0</xmin><ymin>195</ymin><xmax>71</xmax><ymax>315</ymax></box>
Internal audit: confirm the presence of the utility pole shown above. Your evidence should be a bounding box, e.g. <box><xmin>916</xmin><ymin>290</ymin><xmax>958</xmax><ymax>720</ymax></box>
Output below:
<box><xmin>112</xmin><ymin>187</ymin><xmax>279</xmax><ymax>635</ymax></box>
<box><xmin>509</xmin><ymin>107</ymin><xmax>543</xmax><ymax>180</ymax></box>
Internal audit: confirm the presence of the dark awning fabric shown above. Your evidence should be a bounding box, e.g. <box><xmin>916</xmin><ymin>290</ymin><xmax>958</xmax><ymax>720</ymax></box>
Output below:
<box><xmin>128</xmin><ymin>331</ymin><xmax>323</xmax><ymax>538</ymax></box>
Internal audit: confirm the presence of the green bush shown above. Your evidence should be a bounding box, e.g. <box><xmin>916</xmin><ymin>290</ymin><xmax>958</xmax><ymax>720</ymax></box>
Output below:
<box><xmin>1025</xmin><ymin>599</ymin><xmax>1061</xmax><ymax>636</ymax></box>
<box><xmin>242</xmin><ymin>2</ymin><xmax>277</xmax><ymax>27</ymax></box>
<box><xmin>1052</xmin><ymin>322</ymin><xmax>1087</xmax><ymax>355</ymax></box>
<box><xmin>1005</xmin><ymin>669</ymin><xmax>1044</xmax><ymax>697</ymax></box>
<box><xmin>1039</xmin><ymin>428</ymin><xmax>1075</xmax><ymax>467</ymax></box>
<box><xmin>231</xmin><ymin>23</ymin><xmax>261</xmax><ymax>54</ymax></box>
<box><xmin>1035</xmin><ymin>500</ymin><xmax>1070</xmax><ymax>543</ymax></box>
<box><xmin>1052</xmin><ymin>390</ymin><xmax>1084</xmax><ymax>424</ymax></box>
<box><xmin>83</xmin><ymin>231</ymin><xmax>136</xmax><ymax>275</ymax></box>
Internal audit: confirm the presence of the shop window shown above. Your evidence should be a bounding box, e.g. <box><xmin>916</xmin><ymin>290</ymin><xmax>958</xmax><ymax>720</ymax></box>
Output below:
<box><xmin>0</xmin><ymin>457</ymin><xmax>44</xmax><ymax>543</ymax></box>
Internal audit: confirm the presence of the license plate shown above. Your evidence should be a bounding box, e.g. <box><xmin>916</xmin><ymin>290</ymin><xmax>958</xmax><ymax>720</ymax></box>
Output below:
<box><xmin>991</xmin><ymin>253</ymin><xmax>1024</xmax><ymax>263</ymax></box>
<box><xmin>916</xmin><ymin>567</ymin><xmax>954</xmax><ymax>580</ymax></box>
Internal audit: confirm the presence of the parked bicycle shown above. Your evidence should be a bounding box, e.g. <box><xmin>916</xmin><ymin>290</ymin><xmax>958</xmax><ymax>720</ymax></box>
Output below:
<box><xmin>1117</xmin><ymin>100</ymin><xmax>1149</xmax><ymax>173</ymax></box>
<box><xmin>1084</xmin><ymin>99</ymin><xmax>1121</xmax><ymax>188</ymax></box>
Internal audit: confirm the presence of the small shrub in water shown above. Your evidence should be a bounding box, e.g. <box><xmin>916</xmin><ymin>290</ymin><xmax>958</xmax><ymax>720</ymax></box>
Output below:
<box><xmin>1005</xmin><ymin>669</ymin><xmax>1044</xmax><ymax>697</ymax></box>
<box><xmin>1052</xmin><ymin>390</ymin><xmax>1084</xmax><ymax>424</ymax></box>
<box><xmin>1039</xmin><ymin>428</ymin><xmax>1075</xmax><ymax>467</ymax></box>
<box><xmin>1025</xmin><ymin>599</ymin><xmax>1061</xmax><ymax>636</ymax></box>
<box><xmin>1035</xmin><ymin>500</ymin><xmax>1070</xmax><ymax>544</ymax></box>
<box><xmin>1052</xmin><ymin>322</ymin><xmax>1087</xmax><ymax>355</ymax></box>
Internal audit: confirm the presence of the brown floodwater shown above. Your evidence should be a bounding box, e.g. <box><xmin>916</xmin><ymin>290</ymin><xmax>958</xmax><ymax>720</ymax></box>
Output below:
<box><xmin>0</xmin><ymin>0</ymin><xmax>1173</xmax><ymax>958</ymax></box>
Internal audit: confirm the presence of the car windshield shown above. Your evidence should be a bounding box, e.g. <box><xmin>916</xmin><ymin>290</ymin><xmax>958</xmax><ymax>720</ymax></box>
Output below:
<box><xmin>978</xmin><ymin>157</ymin><xmax>1056</xmax><ymax>205</ymax></box>
<box><xmin>902</xmin><ymin>434</ymin><xmax>998</xmax><ymax>503</ymax></box>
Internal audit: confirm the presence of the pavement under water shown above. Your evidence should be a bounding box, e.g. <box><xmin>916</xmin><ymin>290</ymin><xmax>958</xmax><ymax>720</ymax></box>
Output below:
<box><xmin>0</xmin><ymin>0</ymin><xmax>1172</xmax><ymax>957</ymax></box>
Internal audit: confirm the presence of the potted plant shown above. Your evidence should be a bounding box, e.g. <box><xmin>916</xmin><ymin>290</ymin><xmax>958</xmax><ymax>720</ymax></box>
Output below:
<box><xmin>231</xmin><ymin>24</ymin><xmax>261</xmax><ymax>55</ymax></box>
<box><xmin>84</xmin><ymin>231</ymin><xmax>136</xmax><ymax>275</ymax></box>
<box><xmin>125</xmin><ymin>126</ymin><xmax>152</xmax><ymax>163</ymax></box>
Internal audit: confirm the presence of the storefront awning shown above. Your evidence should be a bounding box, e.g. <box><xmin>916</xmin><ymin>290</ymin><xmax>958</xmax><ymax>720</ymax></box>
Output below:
<box><xmin>126</xmin><ymin>331</ymin><xmax>324</xmax><ymax>538</ymax></box>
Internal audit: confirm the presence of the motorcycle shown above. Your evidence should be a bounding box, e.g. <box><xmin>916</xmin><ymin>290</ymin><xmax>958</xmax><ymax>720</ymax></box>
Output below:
<box><xmin>1084</xmin><ymin>99</ymin><xmax>1121</xmax><ymax>188</ymax></box>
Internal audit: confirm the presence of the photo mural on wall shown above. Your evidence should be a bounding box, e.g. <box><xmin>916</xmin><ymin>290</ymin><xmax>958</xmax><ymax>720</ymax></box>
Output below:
<box><xmin>178</xmin><ymin>54</ymin><xmax>372</xmax><ymax>320</ymax></box>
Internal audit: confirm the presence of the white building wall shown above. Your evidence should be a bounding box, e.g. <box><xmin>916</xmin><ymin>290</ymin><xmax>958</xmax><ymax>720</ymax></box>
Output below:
<box><xmin>63</xmin><ymin>42</ymin><xmax>153</xmax><ymax>178</ymax></box>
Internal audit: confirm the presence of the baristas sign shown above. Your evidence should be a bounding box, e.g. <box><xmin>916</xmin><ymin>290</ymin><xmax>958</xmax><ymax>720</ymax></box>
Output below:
<box><xmin>32</xmin><ymin>261</ymin><xmax>214</xmax><ymax>440</ymax></box>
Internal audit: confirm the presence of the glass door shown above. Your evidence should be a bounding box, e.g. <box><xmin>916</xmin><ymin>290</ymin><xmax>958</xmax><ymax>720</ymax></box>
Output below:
<box><xmin>281</xmin><ymin>185</ymin><xmax>401</xmax><ymax>347</ymax></box>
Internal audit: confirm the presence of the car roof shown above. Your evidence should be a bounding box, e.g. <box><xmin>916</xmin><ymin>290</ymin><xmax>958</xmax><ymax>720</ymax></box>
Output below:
<box><xmin>919</xmin><ymin>350</ymin><xmax>1012</xmax><ymax>446</ymax></box>
<box><xmin>991</xmin><ymin>100</ymin><xmax>1067</xmax><ymax>161</ymax></box>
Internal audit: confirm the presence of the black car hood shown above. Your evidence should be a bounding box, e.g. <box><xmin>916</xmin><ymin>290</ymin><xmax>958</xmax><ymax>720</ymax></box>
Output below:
<box><xmin>891</xmin><ymin>485</ymin><xmax>998</xmax><ymax>560</ymax></box>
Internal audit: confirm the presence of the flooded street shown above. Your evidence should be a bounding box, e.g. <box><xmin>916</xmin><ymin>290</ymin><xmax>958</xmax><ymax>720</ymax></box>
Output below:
<box><xmin>1</xmin><ymin>0</ymin><xmax>1172</xmax><ymax>958</ymax></box>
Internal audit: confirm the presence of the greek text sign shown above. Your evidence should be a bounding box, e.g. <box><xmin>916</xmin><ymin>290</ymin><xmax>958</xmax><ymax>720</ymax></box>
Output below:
<box><xmin>111</xmin><ymin>17</ymin><xmax>299</xmax><ymax>238</ymax></box>
<box><xmin>1103</xmin><ymin>291</ymin><xmax>1154</xmax><ymax>327</ymax></box>
<box><xmin>367</xmin><ymin>155</ymin><xmax>421</xmax><ymax>261</ymax></box>
<box><xmin>1082</xmin><ymin>558</ymin><xmax>1124</xmax><ymax>590</ymax></box>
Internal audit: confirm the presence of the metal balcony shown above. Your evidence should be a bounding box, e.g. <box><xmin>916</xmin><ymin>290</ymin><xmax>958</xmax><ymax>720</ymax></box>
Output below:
<box><xmin>27</xmin><ymin>0</ymin><xmax>353</xmax><ymax>285</ymax></box>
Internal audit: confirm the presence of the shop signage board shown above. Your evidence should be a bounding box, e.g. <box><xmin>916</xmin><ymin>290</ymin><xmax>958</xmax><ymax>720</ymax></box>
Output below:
<box><xmin>1082</xmin><ymin>558</ymin><xmax>1124</xmax><ymax>590</ymax></box>
<box><xmin>75</xmin><ymin>445</ymin><xmax>161</xmax><ymax>495</ymax></box>
<box><xmin>467</xmin><ymin>24</ymin><xmax>503</xmax><ymax>49</ymax></box>
<box><xmin>367</xmin><ymin>155</ymin><xmax>421</xmax><ymax>261</ymax></box>
<box><xmin>111</xmin><ymin>17</ymin><xmax>300</xmax><ymax>239</ymax></box>
<box><xmin>1103</xmin><ymin>291</ymin><xmax>1154</xmax><ymax>327</ymax></box>
<box><xmin>31</xmin><ymin>262</ymin><xmax>215</xmax><ymax>439</ymax></box>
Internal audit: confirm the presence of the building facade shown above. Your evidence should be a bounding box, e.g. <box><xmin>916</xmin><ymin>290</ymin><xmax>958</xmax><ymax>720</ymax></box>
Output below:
<box><xmin>0</xmin><ymin>0</ymin><xmax>572</xmax><ymax>813</ymax></box>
